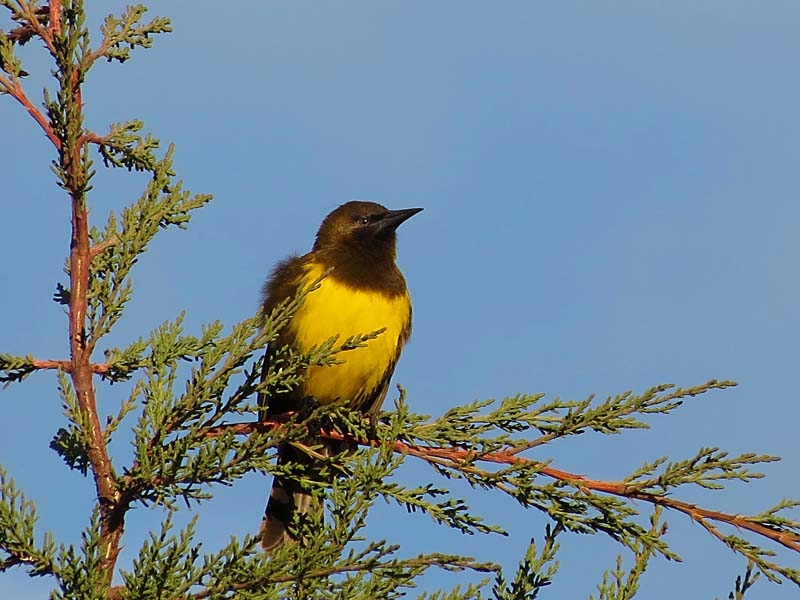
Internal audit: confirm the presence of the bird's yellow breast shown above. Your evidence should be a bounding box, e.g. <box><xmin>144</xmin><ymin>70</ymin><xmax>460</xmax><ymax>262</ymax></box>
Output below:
<box><xmin>287</xmin><ymin>262</ymin><xmax>411</xmax><ymax>406</ymax></box>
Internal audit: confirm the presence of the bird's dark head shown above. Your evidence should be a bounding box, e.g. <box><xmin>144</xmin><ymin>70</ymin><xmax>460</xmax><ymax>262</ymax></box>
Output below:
<box><xmin>313</xmin><ymin>201</ymin><xmax>423</xmax><ymax>255</ymax></box>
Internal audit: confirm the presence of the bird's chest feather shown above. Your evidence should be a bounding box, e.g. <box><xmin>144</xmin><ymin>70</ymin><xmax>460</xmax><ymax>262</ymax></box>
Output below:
<box><xmin>287</xmin><ymin>266</ymin><xmax>411</xmax><ymax>404</ymax></box>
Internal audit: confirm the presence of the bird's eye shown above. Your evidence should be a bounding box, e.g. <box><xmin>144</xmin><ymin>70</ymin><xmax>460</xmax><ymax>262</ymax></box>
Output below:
<box><xmin>359</xmin><ymin>216</ymin><xmax>370</xmax><ymax>225</ymax></box>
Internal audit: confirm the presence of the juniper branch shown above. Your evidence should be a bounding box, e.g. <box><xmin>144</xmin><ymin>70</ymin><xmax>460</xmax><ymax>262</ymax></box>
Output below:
<box><xmin>0</xmin><ymin>466</ymin><xmax>57</xmax><ymax>577</ymax></box>
<box><xmin>490</xmin><ymin>523</ymin><xmax>562</xmax><ymax>600</ymax></box>
<box><xmin>208</xmin><ymin>381</ymin><xmax>800</xmax><ymax>586</ymax></box>
<box><xmin>717</xmin><ymin>564</ymin><xmax>760</xmax><ymax>600</ymax></box>
<box><xmin>591</xmin><ymin>508</ymin><xmax>667</xmax><ymax>600</ymax></box>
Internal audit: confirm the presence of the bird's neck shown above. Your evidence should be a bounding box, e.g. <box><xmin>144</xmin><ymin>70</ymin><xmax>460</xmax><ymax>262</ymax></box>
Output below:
<box><xmin>314</xmin><ymin>244</ymin><xmax>405</xmax><ymax>295</ymax></box>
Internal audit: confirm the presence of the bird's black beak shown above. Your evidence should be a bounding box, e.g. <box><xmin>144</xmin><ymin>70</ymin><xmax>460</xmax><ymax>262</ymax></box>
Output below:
<box><xmin>377</xmin><ymin>207</ymin><xmax>423</xmax><ymax>235</ymax></box>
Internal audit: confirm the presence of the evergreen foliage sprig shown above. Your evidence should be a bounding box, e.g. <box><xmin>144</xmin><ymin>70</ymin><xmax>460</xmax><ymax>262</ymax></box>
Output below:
<box><xmin>0</xmin><ymin>466</ymin><xmax>57</xmax><ymax>577</ymax></box>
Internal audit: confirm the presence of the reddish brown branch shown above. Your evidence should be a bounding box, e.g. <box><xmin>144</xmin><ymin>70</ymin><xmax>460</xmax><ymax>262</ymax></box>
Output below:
<box><xmin>89</xmin><ymin>234</ymin><xmax>119</xmax><ymax>259</ymax></box>
<box><xmin>87</xmin><ymin>38</ymin><xmax>111</xmax><ymax>68</ymax></box>
<box><xmin>68</xmin><ymin>189</ymin><xmax>122</xmax><ymax>579</ymax></box>
<box><xmin>0</xmin><ymin>74</ymin><xmax>61</xmax><ymax>149</ymax></box>
<box><xmin>18</xmin><ymin>3</ymin><xmax>56</xmax><ymax>56</ymax></box>
<box><xmin>29</xmin><ymin>358</ymin><xmax>111</xmax><ymax>374</ymax></box>
<box><xmin>6</xmin><ymin>0</ymin><xmax>126</xmax><ymax>592</ymax></box>
<box><xmin>82</xmin><ymin>132</ymin><xmax>108</xmax><ymax>147</ymax></box>
<box><xmin>209</xmin><ymin>421</ymin><xmax>800</xmax><ymax>555</ymax></box>
<box><xmin>29</xmin><ymin>358</ymin><xmax>71</xmax><ymax>371</ymax></box>
<box><xmin>400</xmin><ymin>444</ymin><xmax>800</xmax><ymax>553</ymax></box>
<box><xmin>52</xmin><ymin>39</ymin><xmax>123</xmax><ymax>585</ymax></box>
<box><xmin>49</xmin><ymin>0</ymin><xmax>61</xmax><ymax>36</ymax></box>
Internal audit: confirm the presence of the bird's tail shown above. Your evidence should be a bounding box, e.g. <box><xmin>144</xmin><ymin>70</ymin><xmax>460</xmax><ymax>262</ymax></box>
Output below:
<box><xmin>259</xmin><ymin>474</ymin><xmax>313</xmax><ymax>551</ymax></box>
<box><xmin>260</xmin><ymin>442</ymin><xmax>327</xmax><ymax>552</ymax></box>
<box><xmin>260</xmin><ymin>439</ymin><xmax>355</xmax><ymax>551</ymax></box>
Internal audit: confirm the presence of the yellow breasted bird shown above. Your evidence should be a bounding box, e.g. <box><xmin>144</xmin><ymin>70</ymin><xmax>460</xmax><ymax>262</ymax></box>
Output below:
<box><xmin>258</xmin><ymin>200</ymin><xmax>422</xmax><ymax>551</ymax></box>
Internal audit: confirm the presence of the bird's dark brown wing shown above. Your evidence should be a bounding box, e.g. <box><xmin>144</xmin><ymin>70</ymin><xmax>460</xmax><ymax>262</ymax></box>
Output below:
<box><xmin>257</xmin><ymin>253</ymin><xmax>320</xmax><ymax>551</ymax></box>
<box><xmin>257</xmin><ymin>254</ymin><xmax>307</xmax><ymax>421</ymax></box>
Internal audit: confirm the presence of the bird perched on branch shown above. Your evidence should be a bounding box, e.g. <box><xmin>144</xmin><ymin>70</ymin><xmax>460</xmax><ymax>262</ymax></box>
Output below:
<box><xmin>257</xmin><ymin>200</ymin><xmax>422</xmax><ymax>551</ymax></box>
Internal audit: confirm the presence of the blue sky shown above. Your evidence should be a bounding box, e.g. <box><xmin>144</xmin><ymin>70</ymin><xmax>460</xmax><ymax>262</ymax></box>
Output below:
<box><xmin>2</xmin><ymin>2</ymin><xmax>799</xmax><ymax>598</ymax></box>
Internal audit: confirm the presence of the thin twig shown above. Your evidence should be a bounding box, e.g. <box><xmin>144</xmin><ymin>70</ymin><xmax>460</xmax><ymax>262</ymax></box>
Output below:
<box><xmin>27</xmin><ymin>358</ymin><xmax>110</xmax><ymax>374</ymax></box>
<box><xmin>49</xmin><ymin>0</ymin><xmax>61</xmax><ymax>36</ymax></box>
<box><xmin>89</xmin><ymin>234</ymin><xmax>119</xmax><ymax>259</ymax></box>
<box><xmin>0</xmin><ymin>74</ymin><xmax>61</xmax><ymax>149</ymax></box>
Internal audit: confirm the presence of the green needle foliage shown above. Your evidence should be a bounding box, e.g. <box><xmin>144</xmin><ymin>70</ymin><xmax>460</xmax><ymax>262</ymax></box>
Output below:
<box><xmin>590</xmin><ymin>509</ymin><xmax>665</xmax><ymax>600</ymax></box>
<box><xmin>1</xmin><ymin>2</ymin><xmax>799</xmax><ymax>599</ymax></box>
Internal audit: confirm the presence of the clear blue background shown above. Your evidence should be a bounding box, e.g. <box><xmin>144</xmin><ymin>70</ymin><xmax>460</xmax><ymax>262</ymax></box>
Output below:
<box><xmin>1</xmin><ymin>1</ymin><xmax>798</xmax><ymax>598</ymax></box>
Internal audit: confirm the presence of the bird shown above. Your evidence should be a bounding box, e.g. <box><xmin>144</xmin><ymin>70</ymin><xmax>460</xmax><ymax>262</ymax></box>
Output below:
<box><xmin>257</xmin><ymin>200</ymin><xmax>422</xmax><ymax>551</ymax></box>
